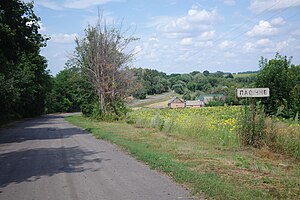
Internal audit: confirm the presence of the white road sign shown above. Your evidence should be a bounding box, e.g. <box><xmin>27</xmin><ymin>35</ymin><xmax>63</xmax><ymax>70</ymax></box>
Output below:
<box><xmin>236</xmin><ymin>88</ymin><xmax>270</xmax><ymax>98</ymax></box>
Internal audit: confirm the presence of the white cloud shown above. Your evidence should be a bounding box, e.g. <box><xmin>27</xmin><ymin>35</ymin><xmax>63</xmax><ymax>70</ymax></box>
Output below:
<box><xmin>249</xmin><ymin>0</ymin><xmax>300</xmax><ymax>13</ymax></box>
<box><xmin>50</xmin><ymin>33</ymin><xmax>79</xmax><ymax>43</ymax></box>
<box><xmin>195</xmin><ymin>41</ymin><xmax>213</xmax><ymax>48</ymax></box>
<box><xmin>224</xmin><ymin>0</ymin><xmax>236</xmax><ymax>6</ymax></box>
<box><xmin>180</xmin><ymin>38</ymin><xmax>193</xmax><ymax>45</ymax></box>
<box><xmin>200</xmin><ymin>30</ymin><xmax>215</xmax><ymax>40</ymax></box>
<box><xmin>186</xmin><ymin>7</ymin><xmax>221</xmax><ymax>23</ymax></box>
<box><xmin>243</xmin><ymin>42</ymin><xmax>256</xmax><ymax>52</ymax></box>
<box><xmin>276</xmin><ymin>41</ymin><xmax>289</xmax><ymax>51</ymax></box>
<box><xmin>36</xmin><ymin>0</ymin><xmax>63</xmax><ymax>10</ymax></box>
<box><xmin>246</xmin><ymin>20</ymin><xmax>278</xmax><ymax>37</ymax></box>
<box><xmin>149</xmin><ymin>37</ymin><xmax>159</xmax><ymax>42</ymax></box>
<box><xmin>243</xmin><ymin>39</ymin><xmax>277</xmax><ymax>53</ymax></box>
<box><xmin>134</xmin><ymin>41</ymin><xmax>164</xmax><ymax>62</ymax></box>
<box><xmin>155</xmin><ymin>6</ymin><xmax>221</xmax><ymax>38</ymax></box>
<box><xmin>271</xmin><ymin>17</ymin><xmax>286</xmax><ymax>26</ymax></box>
<box><xmin>219</xmin><ymin>40</ymin><xmax>235</xmax><ymax>50</ymax></box>
<box><xmin>256</xmin><ymin>38</ymin><xmax>273</xmax><ymax>46</ymax></box>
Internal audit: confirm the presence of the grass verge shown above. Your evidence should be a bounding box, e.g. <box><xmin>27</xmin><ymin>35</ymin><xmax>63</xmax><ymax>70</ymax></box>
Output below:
<box><xmin>66</xmin><ymin>115</ymin><xmax>300</xmax><ymax>200</ymax></box>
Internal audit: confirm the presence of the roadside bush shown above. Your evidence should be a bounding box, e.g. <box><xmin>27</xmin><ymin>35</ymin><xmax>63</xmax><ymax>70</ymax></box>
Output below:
<box><xmin>236</xmin><ymin>103</ymin><xmax>266</xmax><ymax>148</ymax></box>
<box><xmin>237</xmin><ymin>103</ymin><xmax>300</xmax><ymax>158</ymax></box>
<box><xmin>82</xmin><ymin>99</ymin><xmax>128</xmax><ymax>121</ymax></box>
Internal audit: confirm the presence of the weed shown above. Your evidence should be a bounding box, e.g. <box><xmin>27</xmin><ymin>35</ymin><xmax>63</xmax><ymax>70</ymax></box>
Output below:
<box><xmin>235</xmin><ymin>155</ymin><xmax>251</xmax><ymax>169</ymax></box>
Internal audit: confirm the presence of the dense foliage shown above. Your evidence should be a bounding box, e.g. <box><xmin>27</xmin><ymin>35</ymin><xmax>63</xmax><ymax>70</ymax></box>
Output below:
<box><xmin>132</xmin><ymin>68</ymin><xmax>256</xmax><ymax>106</ymax></box>
<box><xmin>0</xmin><ymin>0</ymin><xmax>50</xmax><ymax>120</ymax></box>
<box><xmin>256</xmin><ymin>53</ymin><xmax>300</xmax><ymax>118</ymax></box>
<box><xmin>45</xmin><ymin>64</ymin><xmax>96</xmax><ymax>115</ymax></box>
<box><xmin>132</xmin><ymin>68</ymin><xmax>169</xmax><ymax>98</ymax></box>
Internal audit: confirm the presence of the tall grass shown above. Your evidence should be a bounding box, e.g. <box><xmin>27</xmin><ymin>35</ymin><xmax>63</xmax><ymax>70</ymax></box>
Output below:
<box><xmin>236</xmin><ymin>104</ymin><xmax>300</xmax><ymax>158</ymax></box>
<box><xmin>127</xmin><ymin>106</ymin><xmax>300</xmax><ymax>158</ymax></box>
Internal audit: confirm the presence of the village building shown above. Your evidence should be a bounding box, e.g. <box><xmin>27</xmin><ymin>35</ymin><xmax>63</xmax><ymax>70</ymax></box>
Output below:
<box><xmin>197</xmin><ymin>94</ymin><xmax>225</xmax><ymax>104</ymax></box>
<box><xmin>168</xmin><ymin>97</ymin><xmax>185</xmax><ymax>109</ymax></box>
<box><xmin>185</xmin><ymin>100</ymin><xmax>204</xmax><ymax>108</ymax></box>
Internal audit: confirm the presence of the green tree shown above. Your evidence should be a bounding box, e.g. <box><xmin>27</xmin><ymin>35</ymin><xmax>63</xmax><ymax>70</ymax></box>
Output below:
<box><xmin>172</xmin><ymin>83</ymin><xmax>184</xmax><ymax>94</ymax></box>
<box><xmin>0</xmin><ymin>0</ymin><xmax>50</xmax><ymax>119</ymax></box>
<box><xmin>256</xmin><ymin>53</ymin><xmax>293</xmax><ymax>117</ymax></box>
<box><xmin>45</xmin><ymin>63</ymin><xmax>97</xmax><ymax>115</ymax></box>
<box><xmin>289</xmin><ymin>64</ymin><xmax>300</xmax><ymax>115</ymax></box>
<box><xmin>187</xmin><ymin>82</ymin><xmax>197</xmax><ymax>92</ymax></box>
<box><xmin>132</xmin><ymin>89</ymin><xmax>147</xmax><ymax>99</ymax></box>
<box><xmin>225</xmin><ymin>73</ymin><xmax>234</xmax><ymax>78</ymax></box>
<box><xmin>203</xmin><ymin>70</ymin><xmax>210</xmax><ymax>76</ymax></box>
<box><xmin>182</xmin><ymin>92</ymin><xmax>192</xmax><ymax>100</ymax></box>
<box><xmin>132</xmin><ymin>68</ymin><xmax>169</xmax><ymax>95</ymax></box>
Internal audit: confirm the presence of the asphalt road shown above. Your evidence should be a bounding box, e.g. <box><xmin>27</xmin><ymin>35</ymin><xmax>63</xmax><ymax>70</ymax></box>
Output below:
<box><xmin>0</xmin><ymin>113</ymin><xmax>194</xmax><ymax>200</ymax></box>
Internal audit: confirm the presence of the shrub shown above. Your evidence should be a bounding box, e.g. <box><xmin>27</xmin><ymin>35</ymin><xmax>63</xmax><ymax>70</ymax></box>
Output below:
<box><xmin>236</xmin><ymin>103</ymin><xmax>266</xmax><ymax>148</ymax></box>
<box><xmin>133</xmin><ymin>89</ymin><xmax>147</xmax><ymax>99</ymax></box>
<box><xmin>237</xmin><ymin>103</ymin><xmax>300</xmax><ymax>158</ymax></box>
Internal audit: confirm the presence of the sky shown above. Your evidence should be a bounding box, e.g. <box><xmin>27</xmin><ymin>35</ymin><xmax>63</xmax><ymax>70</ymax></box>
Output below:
<box><xmin>25</xmin><ymin>0</ymin><xmax>300</xmax><ymax>75</ymax></box>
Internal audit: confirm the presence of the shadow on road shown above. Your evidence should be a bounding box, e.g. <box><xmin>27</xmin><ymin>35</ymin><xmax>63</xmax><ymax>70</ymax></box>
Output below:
<box><xmin>0</xmin><ymin>146</ymin><xmax>108</xmax><ymax>188</ymax></box>
<box><xmin>0</xmin><ymin>113</ymin><xmax>110</xmax><ymax>188</ymax></box>
<box><xmin>0</xmin><ymin>127</ymin><xmax>86</xmax><ymax>144</ymax></box>
<box><xmin>0</xmin><ymin>113</ymin><xmax>83</xmax><ymax>144</ymax></box>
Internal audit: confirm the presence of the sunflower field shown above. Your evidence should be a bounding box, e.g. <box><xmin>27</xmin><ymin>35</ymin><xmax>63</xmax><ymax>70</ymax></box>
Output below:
<box><xmin>127</xmin><ymin>106</ymin><xmax>243</xmax><ymax>146</ymax></box>
<box><xmin>127</xmin><ymin>106</ymin><xmax>300</xmax><ymax>157</ymax></box>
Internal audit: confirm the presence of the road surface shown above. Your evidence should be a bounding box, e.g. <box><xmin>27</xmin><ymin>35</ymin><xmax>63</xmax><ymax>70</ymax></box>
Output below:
<box><xmin>0</xmin><ymin>113</ymin><xmax>194</xmax><ymax>200</ymax></box>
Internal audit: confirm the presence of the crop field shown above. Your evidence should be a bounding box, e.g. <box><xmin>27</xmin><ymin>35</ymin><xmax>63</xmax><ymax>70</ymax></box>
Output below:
<box><xmin>127</xmin><ymin>106</ymin><xmax>243</xmax><ymax>146</ymax></box>
<box><xmin>127</xmin><ymin>106</ymin><xmax>300</xmax><ymax>156</ymax></box>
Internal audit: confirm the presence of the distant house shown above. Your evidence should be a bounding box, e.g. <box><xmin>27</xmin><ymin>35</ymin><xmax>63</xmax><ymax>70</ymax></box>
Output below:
<box><xmin>168</xmin><ymin>97</ymin><xmax>185</xmax><ymax>109</ymax></box>
<box><xmin>197</xmin><ymin>94</ymin><xmax>225</xmax><ymax>104</ymax></box>
<box><xmin>185</xmin><ymin>100</ymin><xmax>204</xmax><ymax>108</ymax></box>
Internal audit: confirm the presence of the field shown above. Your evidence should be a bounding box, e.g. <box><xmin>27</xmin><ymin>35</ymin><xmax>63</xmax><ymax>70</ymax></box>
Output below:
<box><xmin>127</xmin><ymin>106</ymin><xmax>241</xmax><ymax>146</ymax></box>
<box><xmin>126</xmin><ymin>92</ymin><xmax>176</xmax><ymax>108</ymax></box>
<box><xmin>67</xmin><ymin>106</ymin><xmax>300</xmax><ymax>200</ymax></box>
<box><xmin>233</xmin><ymin>73</ymin><xmax>257</xmax><ymax>78</ymax></box>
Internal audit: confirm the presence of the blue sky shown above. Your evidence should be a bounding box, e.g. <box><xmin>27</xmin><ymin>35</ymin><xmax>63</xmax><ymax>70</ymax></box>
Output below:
<box><xmin>26</xmin><ymin>0</ymin><xmax>300</xmax><ymax>75</ymax></box>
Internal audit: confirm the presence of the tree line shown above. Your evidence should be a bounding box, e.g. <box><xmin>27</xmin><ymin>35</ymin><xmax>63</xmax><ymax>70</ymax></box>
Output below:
<box><xmin>0</xmin><ymin>0</ymin><xmax>50</xmax><ymax>121</ymax></box>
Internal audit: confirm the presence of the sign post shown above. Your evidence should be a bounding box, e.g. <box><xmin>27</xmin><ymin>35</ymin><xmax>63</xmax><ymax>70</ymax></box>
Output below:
<box><xmin>236</xmin><ymin>88</ymin><xmax>270</xmax><ymax>122</ymax></box>
<box><xmin>236</xmin><ymin>88</ymin><xmax>270</xmax><ymax>98</ymax></box>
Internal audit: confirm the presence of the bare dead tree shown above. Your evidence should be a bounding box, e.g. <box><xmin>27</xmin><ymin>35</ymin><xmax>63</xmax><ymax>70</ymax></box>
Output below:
<box><xmin>75</xmin><ymin>14</ymin><xmax>138</xmax><ymax>115</ymax></box>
